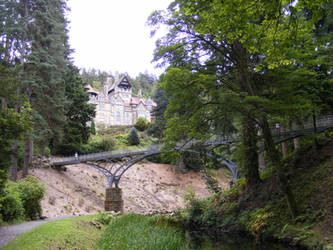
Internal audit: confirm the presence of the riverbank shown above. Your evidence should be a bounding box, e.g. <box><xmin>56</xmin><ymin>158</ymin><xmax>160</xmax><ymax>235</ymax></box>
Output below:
<box><xmin>180</xmin><ymin>136</ymin><xmax>333</xmax><ymax>249</ymax></box>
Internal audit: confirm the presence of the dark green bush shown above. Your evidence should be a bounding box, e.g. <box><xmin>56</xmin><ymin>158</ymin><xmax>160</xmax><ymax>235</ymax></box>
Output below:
<box><xmin>134</xmin><ymin>117</ymin><xmax>150</xmax><ymax>131</ymax></box>
<box><xmin>98</xmin><ymin>137</ymin><xmax>116</xmax><ymax>151</ymax></box>
<box><xmin>127</xmin><ymin>128</ymin><xmax>140</xmax><ymax>145</ymax></box>
<box><xmin>18</xmin><ymin>176</ymin><xmax>45</xmax><ymax>220</ymax></box>
<box><xmin>0</xmin><ymin>182</ymin><xmax>25</xmax><ymax>222</ymax></box>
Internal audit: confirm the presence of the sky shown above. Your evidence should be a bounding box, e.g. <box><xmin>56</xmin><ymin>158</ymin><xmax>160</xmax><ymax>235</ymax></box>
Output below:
<box><xmin>66</xmin><ymin>0</ymin><xmax>171</xmax><ymax>77</ymax></box>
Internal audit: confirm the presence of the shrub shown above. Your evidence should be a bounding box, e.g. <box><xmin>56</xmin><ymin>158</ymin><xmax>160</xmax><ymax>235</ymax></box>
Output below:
<box><xmin>0</xmin><ymin>182</ymin><xmax>25</xmax><ymax>222</ymax></box>
<box><xmin>18</xmin><ymin>176</ymin><xmax>45</xmax><ymax>219</ymax></box>
<box><xmin>99</xmin><ymin>137</ymin><xmax>116</xmax><ymax>151</ymax></box>
<box><xmin>134</xmin><ymin>117</ymin><xmax>150</xmax><ymax>131</ymax></box>
<box><xmin>114</xmin><ymin>134</ymin><xmax>128</xmax><ymax>145</ymax></box>
<box><xmin>127</xmin><ymin>128</ymin><xmax>140</xmax><ymax>145</ymax></box>
<box><xmin>96</xmin><ymin>211</ymin><xmax>113</xmax><ymax>225</ymax></box>
<box><xmin>84</xmin><ymin>136</ymin><xmax>116</xmax><ymax>153</ymax></box>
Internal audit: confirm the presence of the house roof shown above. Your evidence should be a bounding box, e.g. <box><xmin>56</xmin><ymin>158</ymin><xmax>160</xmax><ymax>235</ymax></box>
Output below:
<box><xmin>130</xmin><ymin>97</ymin><xmax>157</xmax><ymax>107</ymax></box>
<box><xmin>108</xmin><ymin>76</ymin><xmax>131</xmax><ymax>94</ymax></box>
<box><xmin>84</xmin><ymin>85</ymin><xmax>99</xmax><ymax>94</ymax></box>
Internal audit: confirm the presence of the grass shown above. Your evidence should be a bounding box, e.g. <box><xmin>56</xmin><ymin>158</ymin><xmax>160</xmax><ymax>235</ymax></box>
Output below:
<box><xmin>98</xmin><ymin>213</ymin><xmax>189</xmax><ymax>250</ymax></box>
<box><xmin>2</xmin><ymin>215</ymin><xmax>104</xmax><ymax>250</ymax></box>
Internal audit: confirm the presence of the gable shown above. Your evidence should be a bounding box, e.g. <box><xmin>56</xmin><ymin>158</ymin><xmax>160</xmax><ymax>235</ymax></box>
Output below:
<box><xmin>117</xmin><ymin>76</ymin><xmax>131</xmax><ymax>89</ymax></box>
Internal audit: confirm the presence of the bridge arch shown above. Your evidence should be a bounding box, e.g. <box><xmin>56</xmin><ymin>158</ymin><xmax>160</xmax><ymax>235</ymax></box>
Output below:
<box><xmin>79</xmin><ymin>148</ymin><xmax>237</xmax><ymax>189</ymax></box>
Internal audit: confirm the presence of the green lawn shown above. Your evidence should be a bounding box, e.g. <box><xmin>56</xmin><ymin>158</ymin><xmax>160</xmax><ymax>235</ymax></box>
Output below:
<box><xmin>3</xmin><ymin>215</ymin><xmax>104</xmax><ymax>250</ymax></box>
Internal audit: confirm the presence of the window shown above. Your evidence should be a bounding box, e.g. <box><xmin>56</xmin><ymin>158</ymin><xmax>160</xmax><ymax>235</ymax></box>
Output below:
<box><xmin>99</xmin><ymin>104</ymin><xmax>104</xmax><ymax>110</ymax></box>
<box><xmin>99</xmin><ymin>113</ymin><xmax>104</xmax><ymax>122</ymax></box>
<box><xmin>116</xmin><ymin>111</ymin><xmax>121</xmax><ymax>121</ymax></box>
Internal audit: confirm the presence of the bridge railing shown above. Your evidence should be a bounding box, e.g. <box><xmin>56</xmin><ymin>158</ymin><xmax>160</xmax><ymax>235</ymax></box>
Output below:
<box><xmin>51</xmin><ymin>144</ymin><xmax>163</xmax><ymax>164</ymax></box>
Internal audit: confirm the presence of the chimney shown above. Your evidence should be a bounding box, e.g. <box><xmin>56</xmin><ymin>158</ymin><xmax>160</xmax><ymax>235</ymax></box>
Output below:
<box><xmin>138</xmin><ymin>89</ymin><xmax>142</xmax><ymax>97</ymax></box>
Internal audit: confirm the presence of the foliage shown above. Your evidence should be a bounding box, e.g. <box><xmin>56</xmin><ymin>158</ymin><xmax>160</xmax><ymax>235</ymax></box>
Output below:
<box><xmin>148</xmin><ymin>87</ymin><xmax>169</xmax><ymax>138</ymax></box>
<box><xmin>127</xmin><ymin>128</ymin><xmax>140</xmax><ymax>145</ymax></box>
<box><xmin>0</xmin><ymin>175</ymin><xmax>45</xmax><ymax>222</ymax></box>
<box><xmin>148</xmin><ymin>0</ymin><xmax>332</xmax><ymax>217</ymax></box>
<box><xmin>180</xmin><ymin>151</ymin><xmax>202</xmax><ymax>171</ymax></box>
<box><xmin>2</xmin><ymin>215</ymin><xmax>103</xmax><ymax>250</ymax></box>
<box><xmin>114</xmin><ymin>133</ymin><xmax>129</xmax><ymax>146</ymax></box>
<box><xmin>0</xmin><ymin>107</ymin><xmax>32</xmax><ymax>191</ymax></box>
<box><xmin>181</xmin><ymin>137</ymin><xmax>333</xmax><ymax>248</ymax></box>
<box><xmin>56</xmin><ymin>65</ymin><xmax>95</xmax><ymax>155</ymax></box>
<box><xmin>98</xmin><ymin>214</ymin><xmax>188</xmax><ymax>250</ymax></box>
<box><xmin>18</xmin><ymin>176</ymin><xmax>45</xmax><ymax>220</ymax></box>
<box><xmin>0</xmin><ymin>182</ymin><xmax>25</xmax><ymax>222</ymax></box>
<box><xmin>90</xmin><ymin>120</ymin><xmax>96</xmax><ymax>135</ymax></box>
<box><xmin>78</xmin><ymin>136</ymin><xmax>116</xmax><ymax>154</ymax></box>
<box><xmin>134</xmin><ymin>117</ymin><xmax>150</xmax><ymax>131</ymax></box>
<box><xmin>96</xmin><ymin>211</ymin><xmax>114</xmax><ymax>225</ymax></box>
<box><xmin>131</xmin><ymin>72</ymin><xmax>158</xmax><ymax>97</ymax></box>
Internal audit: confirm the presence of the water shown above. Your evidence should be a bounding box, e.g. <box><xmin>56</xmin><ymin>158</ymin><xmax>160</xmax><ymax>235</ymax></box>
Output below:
<box><xmin>186</xmin><ymin>231</ymin><xmax>303</xmax><ymax>250</ymax></box>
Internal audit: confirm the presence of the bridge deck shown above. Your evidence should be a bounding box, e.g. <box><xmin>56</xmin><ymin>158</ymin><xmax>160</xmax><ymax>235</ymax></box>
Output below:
<box><xmin>51</xmin><ymin>116</ymin><xmax>333</xmax><ymax>166</ymax></box>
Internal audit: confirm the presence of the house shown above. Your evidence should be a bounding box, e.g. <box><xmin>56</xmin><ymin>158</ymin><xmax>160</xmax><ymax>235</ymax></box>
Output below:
<box><xmin>86</xmin><ymin>76</ymin><xmax>156</xmax><ymax>126</ymax></box>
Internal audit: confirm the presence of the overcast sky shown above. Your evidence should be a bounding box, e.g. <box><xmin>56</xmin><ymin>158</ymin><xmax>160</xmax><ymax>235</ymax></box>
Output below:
<box><xmin>66</xmin><ymin>0</ymin><xmax>171</xmax><ymax>77</ymax></box>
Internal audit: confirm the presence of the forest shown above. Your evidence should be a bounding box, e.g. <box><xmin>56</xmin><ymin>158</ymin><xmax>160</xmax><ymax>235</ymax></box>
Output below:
<box><xmin>0</xmin><ymin>0</ymin><xmax>333</xmax><ymax>249</ymax></box>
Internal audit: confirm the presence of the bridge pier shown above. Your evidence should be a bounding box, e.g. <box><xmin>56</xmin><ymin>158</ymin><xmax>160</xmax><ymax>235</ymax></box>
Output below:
<box><xmin>105</xmin><ymin>187</ymin><xmax>123</xmax><ymax>213</ymax></box>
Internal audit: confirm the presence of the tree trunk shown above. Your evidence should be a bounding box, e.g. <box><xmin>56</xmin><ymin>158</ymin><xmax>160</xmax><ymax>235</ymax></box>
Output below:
<box><xmin>260</xmin><ymin>116</ymin><xmax>298</xmax><ymax>219</ymax></box>
<box><xmin>257</xmin><ymin>129</ymin><xmax>266</xmax><ymax>172</ymax></box>
<box><xmin>292</xmin><ymin>120</ymin><xmax>300</xmax><ymax>150</ymax></box>
<box><xmin>10</xmin><ymin>101</ymin><xmax>20</xmax><ymax>181</ymax></box>
<box><xmin>281</xmin><ymin>126</ymin><xmax>288</xmax><ymax>157</ymax></box>
<box><xmin>10</xmin><ymin>140</ymin><xmax>18</xmax><ymax>181</ymax></box>
<box><xmin>242</xmin><ymin>116</ymin><xmax>261</xmax><ymax>187</ymax></box>
<box><xmin>0</xmin><ymin>97</ymin><xmax>7</xmax><ymax>112</ymax></box>
<box><xmin>23</xmin><ymin>134</ymin><xmax>33</xmax><ymax>177</ymax></box>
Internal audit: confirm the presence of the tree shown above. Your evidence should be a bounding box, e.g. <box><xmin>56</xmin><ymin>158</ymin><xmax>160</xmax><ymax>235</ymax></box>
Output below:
<box><xmin>135</xmin><ymin>117</ymin><xmax>150</xmax><ymax>131</ymax></box>
<box><xmin>0</xmin><ymin>0</ymin><xmax>77</xmax><ymax>179</ymax></box>
<box><xmin>148</xmin><ymin>86</ymin><xmax>169</xmax><ymax>138</ymax></box>
<box><xmin>56</xmin><ymin>65</ymin><xmax>95</xmax><ymax>155</ymax></box>
<box><xmin>127</xmin><ymin>128</ymin><xmax>140</xmax><ymax>145</ymax></box>
<box><xmin>149</xmin><ymin>0</ymin><xmax>328</xmax><ymax>217</ymax></box>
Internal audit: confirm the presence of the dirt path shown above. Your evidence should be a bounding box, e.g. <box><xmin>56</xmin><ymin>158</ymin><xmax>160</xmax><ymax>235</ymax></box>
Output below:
<box><xmin>0</xmin><ymin>216</ymin><xmax>75</xmax><ymax>248</ymax></box>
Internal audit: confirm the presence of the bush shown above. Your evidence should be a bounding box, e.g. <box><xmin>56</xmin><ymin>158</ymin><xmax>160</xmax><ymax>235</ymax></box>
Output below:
<box><xmin>134</xmin><ymin>117</ymin><xmax>150</xmax><ymax>132</ymax></box>
<box><xmin>0</xmin><ymin>182</ymin><xmax>25</xmax><ymax>222</ymax></box>
<box><xmin>96</xmin><ymin>211</ymin><xmax>114</xmax><ymax>225</ymax></box>
<box><xmin>99</xmin><ymin>137</ymin><xmax>116</xmax><ymax>151</ymax></box>
<box><xmin>127</xmin><ymin>128</ymin><xmax>140</xmax><ymax>145</ymax></box>
<box><xmin>114</xmin><ymin>134</ymin><xmax>128</xmax><ymax>145</ymax></box>
<box><xmin>18</xmin><ymin>176</ymin><xmax>45</xmax><ymax>219</ymax></box>
<box><xmin>81</xmin><ymin>136</ymin><xmax>116</xmax><ymax>154</ymax></box>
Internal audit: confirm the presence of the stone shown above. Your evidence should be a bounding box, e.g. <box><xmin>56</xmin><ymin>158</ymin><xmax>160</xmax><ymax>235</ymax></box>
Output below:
<box><xmin>104</xmin><ymin>187</ymin><xmax>123</xmax><ymax>213</ymax></box>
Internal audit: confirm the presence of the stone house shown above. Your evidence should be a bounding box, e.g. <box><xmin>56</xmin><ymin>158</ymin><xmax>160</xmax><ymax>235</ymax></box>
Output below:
<box><xmin>86</xmin><ymin>76</ymin><xmax>156</xmax><ymax>126</ymax></box>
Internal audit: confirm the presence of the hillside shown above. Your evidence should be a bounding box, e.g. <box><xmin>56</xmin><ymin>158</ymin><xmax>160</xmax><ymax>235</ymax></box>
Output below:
<box><xmin>29</xmin><ymin>162</ymin><xmax>232</xmax><ymax>218</ymax></box>
<box><xmin>181</xmin><ymin>137</ymin><xmax>333</xmax><ymax>249</ymax></box>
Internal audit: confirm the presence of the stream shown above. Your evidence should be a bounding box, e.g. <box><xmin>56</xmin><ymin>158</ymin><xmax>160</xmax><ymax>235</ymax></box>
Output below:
<box><xmin>186</xmin><ymin>231</ymin><xmax>304</xmax><ymax>250</ymax></box>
